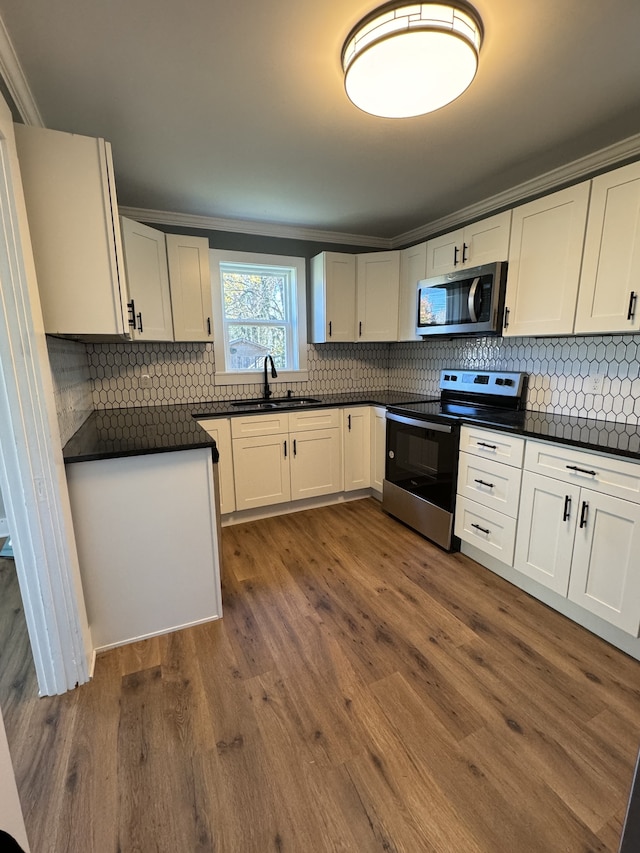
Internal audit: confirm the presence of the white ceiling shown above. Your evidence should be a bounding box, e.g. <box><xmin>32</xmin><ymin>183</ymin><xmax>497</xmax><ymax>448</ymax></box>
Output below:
<box><xmin>1</xmin><ymin>0</ymin><xmax>640</xmax><ymax>243</ymax></box>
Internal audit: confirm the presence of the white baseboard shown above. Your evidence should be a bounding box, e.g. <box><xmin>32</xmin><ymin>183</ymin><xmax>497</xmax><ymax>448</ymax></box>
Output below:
<box><xmin>221</xmin><ymin>488</ymin><xmax>380</xmax><ymax>527</ymax></box>
<box><xmin>0</xmin><ymin>516</ymin><xmax>8</xmax><ymax>537</ymax></box>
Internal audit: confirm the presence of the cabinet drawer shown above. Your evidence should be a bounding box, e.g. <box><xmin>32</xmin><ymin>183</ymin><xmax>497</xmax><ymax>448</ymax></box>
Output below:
<box><xmin>457</xmin><ymin>452</ymin><xmax>522</xmax><ymax>518</ymax></box>
<box><xmin>231</xmin><ymin>412</ymin><xmax>289</xmax><ymax>438</ymax></box>
<box><xmin>454</xmin><ymin>497</ymin><xmax>517</xmax><ymax>565</ymax></box>
<box><xmin>524</xmin><ymin>441</ymin><xmax>640</xmax><ymax>504</ymax></box>
<box><xmin>460</xmin><ymin>425</ymin><xmax>525</xmax><ymax>467</ymax></box>
<box><xmin>288</xmin><ymin>407</ymin><xmax>341</xmax><ymax>432</ymax></box>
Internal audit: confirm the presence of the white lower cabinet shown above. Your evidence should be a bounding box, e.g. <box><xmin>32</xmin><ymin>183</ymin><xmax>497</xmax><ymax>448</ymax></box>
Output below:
<box><xmin>371</xmin><ymin>406</ymin><xmax>386</xmax><ymax>496</ymax></box>
<box><xmin>196</xmin><ymin>417</ymin><xmax>236</xmax><ymax>514</ymax></box>
<box><xmin>233</xmin><ymin>433</ymin><xmax>291</xmax><ymax>509</ymax></box>
<box><xmin>513</xmin><ymin>441</ymin><xmax>640</xmax><ymax>636</ymax></box>
<box><xmin>455</xmin><ymin>426</ymin><xmax>523</xmax><ymax>565</ymax></box>
<box><xmin>455</xmin><ymin>497</ymin><xmax>518</xmax><ymax>565</ymax></box>
<box><xmin>568</xmin><ymin>489</ymin><xmax>640</xmax><ymax>634</ymax></box>
<box><xmin>231</xmin><ymin>409</ymin><xmax>343</xmax><ymax>511</ymax></box>
<box><xmin>343</xmin><ymin>407</ymin><xmax>371</xmax><ymax>491</ymax></box>
<box><xmin>514</xmin><ymin>471</ymin><xmax>578</xmax><ymax>595</ymax></box>
<box><xmin>290</xmin><ymin>428</ymin><xmax>343</xmax><ymax>500</ymax></box>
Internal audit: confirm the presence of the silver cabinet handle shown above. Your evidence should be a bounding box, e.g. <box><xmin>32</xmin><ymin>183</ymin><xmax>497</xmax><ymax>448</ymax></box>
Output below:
<box><xmin>467</xmin><ymin>277</ymin><xmax>480</xmax><ymax>323</ymax></box>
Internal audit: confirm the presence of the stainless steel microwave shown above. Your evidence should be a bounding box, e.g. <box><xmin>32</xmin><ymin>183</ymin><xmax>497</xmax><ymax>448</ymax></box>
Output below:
<box><xmin>416</xmin><ymin>261</ymin><xmax>508</xmax><ymax>337</ymax></box>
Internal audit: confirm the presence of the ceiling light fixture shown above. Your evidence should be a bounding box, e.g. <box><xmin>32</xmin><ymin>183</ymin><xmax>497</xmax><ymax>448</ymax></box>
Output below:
<box><xmin>342</xmin><ymin>1</ymin><xmax>483</xmax><ymax>119</ymax></box>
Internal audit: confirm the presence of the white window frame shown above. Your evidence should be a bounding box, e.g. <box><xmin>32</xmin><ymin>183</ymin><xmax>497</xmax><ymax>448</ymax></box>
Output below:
<box><xmin>210</xmin><ymin>249</ymin><xmax>308</xmax><ymax>387</ymax></box>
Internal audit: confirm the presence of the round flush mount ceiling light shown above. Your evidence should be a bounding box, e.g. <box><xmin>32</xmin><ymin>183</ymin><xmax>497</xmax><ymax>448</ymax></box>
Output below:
<box><xmin>341</xmin><ymin>1</ymin><xmax>483</xmax><ymax>119</ymax></box>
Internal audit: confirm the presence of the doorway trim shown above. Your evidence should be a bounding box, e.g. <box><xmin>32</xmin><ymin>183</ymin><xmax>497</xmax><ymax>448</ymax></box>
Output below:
<box><xmin>0</xmin><ymin>93</ymin><xmax>91</xmax><ymax>695</ymax></box>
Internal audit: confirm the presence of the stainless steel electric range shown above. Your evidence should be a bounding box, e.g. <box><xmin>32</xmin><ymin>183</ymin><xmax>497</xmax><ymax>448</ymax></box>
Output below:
<box><xmin>382</xmin><ymin>369</ymin><xmax>529</xmax><ymax>550</ymax></box>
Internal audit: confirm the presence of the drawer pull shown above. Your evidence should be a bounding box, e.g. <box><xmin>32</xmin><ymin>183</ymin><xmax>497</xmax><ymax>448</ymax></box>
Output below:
<box><xmin>627</xmin><ymin>291</ymin><xmax>637</xmax><ymax>321</ymax></box>
<box><xmin>579</xmin><ymin>501</ymin><xmax>589</xmax><ymax>529</ymax></box>
<box><xmin>477</xmin><ymin>441</ymin><xmax>497</xmax><ymax>450</ymax></box>
<box><xmin>566</xmin><ymin>464</ymin><xmax>596</xmax><ymax>476</ymax></box>
<box><xmin>563</xmin><ymin>494</ymin><xmax>571</xmax><ymax>521</ymax></box>
<box><xmin>474</xmin><ymin>479</ymin><xmax>494</xmax><ymax>489</ymax></box>
<box><xmin>471</xmin><ymin>523</ymin><xmax>490</xmax><ymax>535</ymax></box>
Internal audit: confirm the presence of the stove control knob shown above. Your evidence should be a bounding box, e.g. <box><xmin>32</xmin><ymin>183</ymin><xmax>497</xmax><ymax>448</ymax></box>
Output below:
<box><xmin>388</xmin><ymin>450</ymin><xmax>395</xmax><ymax>459</ymax></box>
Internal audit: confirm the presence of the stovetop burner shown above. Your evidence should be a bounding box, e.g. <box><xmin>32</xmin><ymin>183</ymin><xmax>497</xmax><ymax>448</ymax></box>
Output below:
<box><xmin>387</xmin><ymin>369</ymin><xmax>529</xmax><ymax>429</ymax></box>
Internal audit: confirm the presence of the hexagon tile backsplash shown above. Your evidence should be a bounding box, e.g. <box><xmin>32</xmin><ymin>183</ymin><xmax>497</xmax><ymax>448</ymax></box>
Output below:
<box><xmin>47</xmin><ymin>332</ymin><xmax>640</xmax><ymax>444</ymax></box>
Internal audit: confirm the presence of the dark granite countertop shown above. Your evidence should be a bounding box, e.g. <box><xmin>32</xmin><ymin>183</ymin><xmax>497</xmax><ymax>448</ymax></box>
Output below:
<box><xmin>386</xmin><ymin>400</ymin><xmax>640</xmax><ymax>460</ymax></box>
<box><xmin>62</xmin><ymin>391</ymin><xmax>435</xmax><ymax>463</ymax></box>
<box><xmin>62</xmin><ymin>389</ymin><xmax>640</xmax><ymax>464</ymax></box>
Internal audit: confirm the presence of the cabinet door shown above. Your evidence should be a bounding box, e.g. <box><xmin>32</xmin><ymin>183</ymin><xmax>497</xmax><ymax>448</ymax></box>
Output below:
<box><xmin>425</xmin><ymin>228</ymin><xmax>463</xmax><ymax>277</ymax></box>
<box><xmin>290</xmin><ymin>428</ymin><xmax>343</xmax><ymax>500</ymax></box>
<box><xmin>15</xmin><ymin>125</ymin><xmax>129</xmax><ymax>337</ymax></box>
<box><xmin>343</xmin><ymin>407</ymin><xmax>371</xmax><ymax>491</ymax></box>
<box><xmin>233</xmin><ymin>434</ymin><xmax>290</xmax><ymax>509</ymax></box>
<box><xmin>196</xmin><ymin>418</ymin><xmax>236</xmax><ymax>514</ymax></box>
<box><xmin>398</xmin><ymin>243</ymin><xmax>426</xmax><ymax>341</ymax></box>
<box><xmin>370</xmin><ymin>406</ymin><xmax>386</xmax><ymax>495</ymax></box>
<box><xmin>575</xmin><ymin>162</ymin><xmax>640</xmax><ymax>334</ymax></box>
<box><xmin>503</xmin><ymin>182</ymin><xmax>590</xmax><ymax>337</ymax></box>
<box><xmin>310</xmin><ymin>252</ymin><xmax>356</xmax><ymax>343</ymax></box>
<box><xmin>120</xmin><ymin>218</ymin><xmax>173</xmax><ymax>341</ymax></box>
<box><xmin>356</xmin><ymin>251</ymin><xmax>400</xmax><ymax>341</ymax></box>
<box><xmin>568</xmin><ymin>489</ymin><xmax>640</xmax><ymax>635</ymax></box>
<box><xmin>514</xmin><ymin>471</ymin><xmax>579</xmax><ymax>596</ymax></box>
<box><xmin>166</xmin><ymin>234</ymin><xmax>213</xmax><ymax>342</ymax></box>
<box><xmin>463</xmin><ymin>211</ymin><xmax>511</xmax><ymax>268</ymax></box>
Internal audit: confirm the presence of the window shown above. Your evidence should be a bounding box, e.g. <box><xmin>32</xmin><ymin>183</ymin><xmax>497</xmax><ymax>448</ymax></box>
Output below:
<box><xmin>210</xmin><ymin>250</ymin><xmax>308</xmax><ymax>385</ymax></box>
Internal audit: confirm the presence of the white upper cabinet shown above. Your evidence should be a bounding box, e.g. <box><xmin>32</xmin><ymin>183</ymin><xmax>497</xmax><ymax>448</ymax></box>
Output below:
<box><xmin>120</xmin><ymin>218</ymin><xmax>173</xmax><ymax>341</ymax></box>
<box><xmin>15</xmin><ymin>124</ymin><xmax>130</xmax><ymax>338</ymax></box>
<box><xmin>575</xmin><ymin>161</ymin><xmax>640</xmax><ymax>334</ymax></box>
<box><xmin>356</xmin><ymin>250</ymin><xmax>400</xmax><ymax>341</ymax></box>
<box><xmin>397</xmin><ymin>242</ymin><xmax>426</xmax><ymax>341</ymax></box>
<box><xmin>425</xmin><ymin>211</ymin><xmax>512</xmax><ymax>277</ymax></box>
<box><xmin>309</xmin><ymin>251</ymin><xmax>356</xmax><ymax>343</ymax></box>
<box><xmin>503</xmin><ymin>182</ymin><xmax>591</xmax><ymax>337</ymax></box>
<box><xmin>166</xmin><ymin>234</ymin><xmax>213</xmax><ymax>342</ymax></box>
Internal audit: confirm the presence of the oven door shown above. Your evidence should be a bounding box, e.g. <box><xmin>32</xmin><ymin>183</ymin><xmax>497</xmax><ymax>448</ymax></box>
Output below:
<box><xmin>382</xmin><ymin>412</ymin><xmax>460</xmax><ymax>549</ymax></box>
<box><xmin>384</xmin><ymin>412</ymin><xmax>459</xmax><ymax>510</ymax></box>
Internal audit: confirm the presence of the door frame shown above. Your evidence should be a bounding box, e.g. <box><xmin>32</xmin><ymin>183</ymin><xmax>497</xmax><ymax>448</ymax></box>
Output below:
<box><xmin>0</xmin><ymin>92</ymin><xmax>92</xmax><ymax>696</ymax></box>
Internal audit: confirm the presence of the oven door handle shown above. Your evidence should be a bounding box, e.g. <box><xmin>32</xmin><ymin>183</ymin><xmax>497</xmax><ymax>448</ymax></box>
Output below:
<box><xmin>467</xmin><ymin>277</ymin><xmax>480</xmax><ymax>323</ymax></box>
<box><xmin>386</xmin><ymin>411</ymin><xmax>454</xmax><ymax>433</ymax></box>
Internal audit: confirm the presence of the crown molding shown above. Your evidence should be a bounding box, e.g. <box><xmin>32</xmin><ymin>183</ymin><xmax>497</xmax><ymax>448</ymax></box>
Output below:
<box><xmin>119</xmin><ymin>206</ymin><xmax>392</xmax><ymax>249</ymax></box>
<box><xmin>392</xmin><ymin>131</ymin><xmax>640</xmax><ymax>248</ymax></box>
<box><xmin>0</xmin><ymin>14</ymin><xmax>43</xmax><ymax>126</ymax></box>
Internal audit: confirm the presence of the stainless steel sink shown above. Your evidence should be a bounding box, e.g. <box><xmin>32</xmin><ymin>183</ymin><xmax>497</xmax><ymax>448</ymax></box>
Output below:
<box><xmin>231</xmin><ymin>397</ymin><xmax>320</xmax><ymax>409</ymax></box>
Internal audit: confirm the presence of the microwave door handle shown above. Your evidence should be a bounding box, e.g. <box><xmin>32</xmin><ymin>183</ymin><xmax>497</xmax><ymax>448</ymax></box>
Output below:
<box><xmin>467</xmin><ymin>277</ymin><xmax>480</xmax><ymax>322</ymax></box>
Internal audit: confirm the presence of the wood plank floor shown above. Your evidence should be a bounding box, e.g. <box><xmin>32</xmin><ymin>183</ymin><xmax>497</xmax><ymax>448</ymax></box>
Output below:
<box><xmin>2</xmin><ymin>498</ymin><xmax>640</xmax><ymax>852</ymax></box>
